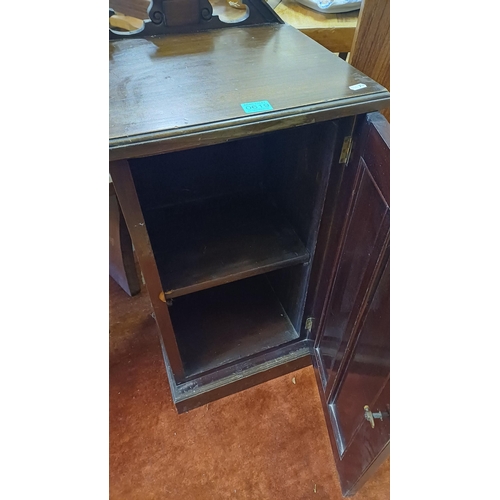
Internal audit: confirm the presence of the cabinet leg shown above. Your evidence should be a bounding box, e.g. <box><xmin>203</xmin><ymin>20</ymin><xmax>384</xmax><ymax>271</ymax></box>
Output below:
<box><xmin>109</xmin><ymin>184</ymin><xmax>141</xmax><ymax>296</ymax></box>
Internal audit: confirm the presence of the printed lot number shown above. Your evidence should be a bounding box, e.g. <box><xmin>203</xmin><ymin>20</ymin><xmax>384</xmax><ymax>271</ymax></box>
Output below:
<box><xmin>241</xmin><ymin>101</ymin><xmax>274</xmax><ymax>113</ymax></box>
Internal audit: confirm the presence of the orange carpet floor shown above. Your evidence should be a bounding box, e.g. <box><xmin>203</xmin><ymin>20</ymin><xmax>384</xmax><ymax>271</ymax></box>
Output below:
<box><xmin>109</xmin><ymin>277</ymin><xmax>389</xmax><ymax>499</ymax></box>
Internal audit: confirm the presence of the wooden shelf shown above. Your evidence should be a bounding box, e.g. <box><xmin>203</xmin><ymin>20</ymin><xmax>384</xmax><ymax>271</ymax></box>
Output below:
<box><xmin>145</xmin><ymin>195</ymin><xmax>309</xmax><ymax>299</ymax></box>
<box><xmin>168</xmin><ymin>275</ymin><xmax>300</xmax><ymax>378</ymax></box>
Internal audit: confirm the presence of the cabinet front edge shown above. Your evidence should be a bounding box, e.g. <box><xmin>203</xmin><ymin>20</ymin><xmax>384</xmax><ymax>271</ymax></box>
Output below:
<box><xmin>109</xmin><ymin>93</ymin><xmax>390</xmax><ymax>161</ymax></box>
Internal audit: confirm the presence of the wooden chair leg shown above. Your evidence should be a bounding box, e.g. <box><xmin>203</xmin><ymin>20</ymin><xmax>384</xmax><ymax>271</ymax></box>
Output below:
<box><xmin>109</xmin><ymin>183</ymin><xmax>141</xmax><ymax>296</ymax></box>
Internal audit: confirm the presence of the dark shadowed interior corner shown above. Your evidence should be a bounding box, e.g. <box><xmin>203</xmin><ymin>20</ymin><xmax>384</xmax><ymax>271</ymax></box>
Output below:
<box><xmin>109</xmin><ymin>278</ymin><xmax>389</xmax><ymax>500</ymax></box>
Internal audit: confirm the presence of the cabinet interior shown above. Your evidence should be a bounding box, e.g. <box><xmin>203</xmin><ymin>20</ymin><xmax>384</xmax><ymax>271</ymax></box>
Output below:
<box><xmin>129</xmin><ymin>120</ymin><xmax>338</xmax><ymax>379</ymax></box>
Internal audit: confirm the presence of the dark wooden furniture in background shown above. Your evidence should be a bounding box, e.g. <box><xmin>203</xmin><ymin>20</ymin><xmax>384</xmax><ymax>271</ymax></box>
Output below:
<box><xmin>349</xmin><ymin>0</ymin><xmax>390</xmax><ymax>121</ymax></box>
<box><xmin>110</xmin><ymin>16</ymin><xmax>389</xmax><ymax>496</ymax></box>
<box><xmin>109</xmin><ymin>0</ymin><xmax>361</xmax><ymax>54</ymax></box>
<box><xmin>109</xmin><ymin>180</ymin><xmax>141</xmax><ymax>296</ymax></box>
<box><xmin>109</xmin><ymin>0</ymin><xmax>282</xmax><ymax>39</ymax></box>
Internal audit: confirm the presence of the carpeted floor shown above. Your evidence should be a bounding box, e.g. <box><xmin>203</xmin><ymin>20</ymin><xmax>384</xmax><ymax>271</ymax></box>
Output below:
<box><xmin>109</xmin><ymin>277</ymin><xmax>389</xmax><ymax>499</ymax></box>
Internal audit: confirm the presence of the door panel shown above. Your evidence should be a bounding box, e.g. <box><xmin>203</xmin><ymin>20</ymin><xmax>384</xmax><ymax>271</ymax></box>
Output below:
<box><xmin>311</xmin><ymin>112</ymin><xmax>390</xmax><ymax>496</ymax></box>
<box><xmin>317</xmin><ymin>158</ymin><xmax>389</xmax><ymax>394</ymax></box>
<box><xmin>333</xmin><ymin>376</ymin><xmax>390</xmax><ymax>495</ymax></box>
<box><xmin>332</xmin><ymin>257</ymin><xmax>390</xmax><ymax>456</ymax></box>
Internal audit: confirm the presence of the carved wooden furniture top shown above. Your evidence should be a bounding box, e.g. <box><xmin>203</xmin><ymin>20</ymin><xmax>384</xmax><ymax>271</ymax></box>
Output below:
<box><xmin>109</xmin><ymin>24</ymin><xmax>389</xmax><ymax>160</ymax></box>
<box><xmin>109</xmin><ymin>0</ymin><xmax>359</xmax><ymax>52</ymax></box>
<box><xmin>109</xmin><ymin>0</ymin><xmax>281</xmax><ymax>39</ymax></box>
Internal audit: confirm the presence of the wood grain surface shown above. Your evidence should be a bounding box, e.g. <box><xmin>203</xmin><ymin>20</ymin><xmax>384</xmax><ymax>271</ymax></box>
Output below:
<box><xmin>109</xmin><ymin>0</ymin><xmax>150</xmax><ymax>19</ymax></box>
<box><xmin>274</xmin><ymin>0</ymin><xmax>358</xmax><ymax>53</ymax></box>
<box><xmin>349</xmin><ymin>0</ymin><xmax>389</xmax><ymax>120</ymax></box>
<box><xmin>109</xmin><ymin>0</ymin><xmax>357</xmax><ymax>52</ymax></box>
<box><xmin>145</xmin><ymin>196</ymin><xmax>310</xmax><ymax>299</ymax></box>
<box><xmin>110</xmin><ymin>0</ymin><xmax>256</xmax><ymax>22</ymax></box>
<box><xmin>109</xmin><ymin>185</ymin><xmax>141</xmax><ymax>296</ymax></box>
<box><xmin>110</xmin><ymin>24</ymin><xmax>389</xmax><ymax>159</ymax></box>
<box><xmin>169</xmin><ymin>274</ymin><xmax>300</xmax><ymax>378</ymax></box>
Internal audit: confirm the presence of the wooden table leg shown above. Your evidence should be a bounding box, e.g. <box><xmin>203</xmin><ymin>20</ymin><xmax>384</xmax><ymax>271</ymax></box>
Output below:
<box><xmin>109</xmin><ymin>182</ymin><xmax>141</xmax><ymax>296</ymax></box>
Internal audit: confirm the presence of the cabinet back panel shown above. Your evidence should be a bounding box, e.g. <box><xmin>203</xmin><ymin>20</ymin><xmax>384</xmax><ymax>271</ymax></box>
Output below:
<box><xmin>129</xmin><ymin>135</ymin><xmax>268</xmax><ymax>211</ymax></box>
<box><xmin>168</xmin><ymin>274</ymin><xmax>299</xmax><ymax>379</ymax></box>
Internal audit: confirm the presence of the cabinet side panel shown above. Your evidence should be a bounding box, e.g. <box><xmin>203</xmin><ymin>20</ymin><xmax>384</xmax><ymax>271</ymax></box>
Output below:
<box><xmin>266</xmin><ymin>121</ymin><xmax>338</xmax><ymax>332</ymax></box>
<box><xmin>109</xmin><ymin>160</ymin><xmax>185</xmax><ymax>379</ymax></box>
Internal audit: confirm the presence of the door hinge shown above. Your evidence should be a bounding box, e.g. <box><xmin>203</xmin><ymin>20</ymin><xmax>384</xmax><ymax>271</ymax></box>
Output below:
<box><xmin>305</xmin><ymin>317</ymin><xmax>314</xmax><ymax>334</ymax></box>
<box><xmin>339</xmin><ymin>136</ymin><xmax>353</xmax><ymax>164</ymax></box>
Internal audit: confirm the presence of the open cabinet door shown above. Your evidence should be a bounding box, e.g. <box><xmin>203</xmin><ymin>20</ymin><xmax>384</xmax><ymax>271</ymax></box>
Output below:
<box><xmin>310</xmin><ymin>112</ymin><xmax>390</xmax><ymax>496</ymax></box>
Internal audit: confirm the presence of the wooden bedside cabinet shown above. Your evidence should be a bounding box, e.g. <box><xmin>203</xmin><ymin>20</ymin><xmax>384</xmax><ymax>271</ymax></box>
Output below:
<box><xmin>110</xmin><ymin>16</ymin><xmax>389</xmax><ymax>495</ymax></box>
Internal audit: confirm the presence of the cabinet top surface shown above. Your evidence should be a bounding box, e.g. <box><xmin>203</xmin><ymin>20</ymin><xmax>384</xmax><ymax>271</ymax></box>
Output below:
<box><xmin>109</xmin><ymin>24</ymin><xmax>389</xmax><ymax>160</ymax></box>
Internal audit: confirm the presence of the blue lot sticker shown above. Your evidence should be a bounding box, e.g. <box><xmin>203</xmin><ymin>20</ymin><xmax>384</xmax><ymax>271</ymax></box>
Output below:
<box><xmin>241</xmin><ymin>100</ymin><xmax>274</xmax><ymax>114</ymax></box>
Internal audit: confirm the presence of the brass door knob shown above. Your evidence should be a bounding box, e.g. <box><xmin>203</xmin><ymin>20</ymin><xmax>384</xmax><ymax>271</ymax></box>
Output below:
<box><xmin>364</xmin><ymin>405</ymin><xmax>389</xmax><ymax>429</ymax></box>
